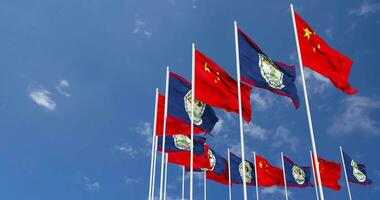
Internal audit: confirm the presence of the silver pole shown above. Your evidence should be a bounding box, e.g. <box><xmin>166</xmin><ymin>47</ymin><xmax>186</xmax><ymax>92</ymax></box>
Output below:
<box><xmin>281</xmin><ymin>152</ymin><xmax>289</xmax><ymax>200</ymax></box>
<box><xmin>340</xmin><ymin>146</ymin><xmax>353</xmax><ymax>200</ymax></box>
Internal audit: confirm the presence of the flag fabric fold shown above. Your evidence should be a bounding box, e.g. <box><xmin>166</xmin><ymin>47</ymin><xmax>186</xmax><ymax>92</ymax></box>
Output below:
<box><xmin>342</xmin><ymin>150</ymin><xmax>372</xmax><ymax>186</ymax></box>
<box><xmin>195</xmin><ymin>49</ymin><xmax>252</xmax><ymax>122</ymax></box>
<box><xmin>294</xmin><ymin>12</ymin><xmax>357</xmax><ymax>95</ymax></box>
<box><xmin>229</xmin><ymin>152</ymin><xmax>256</xmax><ymax>185</ymax></box>
<box><xmin>313</xmin><ymin>156</ymin><xmax>342</xmax><ymax>190</ymax></box>
<box><xmin>255</xmin><ymin>155</ymin><xmax>284</xmax><ymax>187</ymax></box>
<box><xmin>283</xmin><ymin>156</ymin><xmax>313</xmax><ymax>188</ymax></box>
<box><xmin>157</xmin><ymin>134</ymin><xmax>206</xmax><ymax>155</ymax></box>
<box><xmin>167</xmin><ymin>145</ymin><xmax>212</xmax><ymax>170</ymax></box>
<box><xmin>238</xmin><ymin>28</ymin><xmax>300</xmax><ymax>108</ymax></box>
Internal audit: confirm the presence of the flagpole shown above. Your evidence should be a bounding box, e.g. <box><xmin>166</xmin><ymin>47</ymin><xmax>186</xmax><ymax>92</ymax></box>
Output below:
<box><xmin>310</xmin><ymin>150</ymin><xmax>320</xmax><ymax>200</ymax></box>
<box><xmin>204</xmin><ymin>171</ymin><xmax>207</xmax><ymax>200</ymax></box>
<box><xmin>152</xmin><ymin>136</ymin><xmax>159</xmax><ymax>200</ymax></box>
<box><xmin>159</xmin><ymin>66</ymin><xmax>170</xmax><ymax>200</ymax></box>
<box><xmin>182</xmin><ymin>166</ymin><xmax>185</xmax><ymax>200</ymax></box>
<box><xmin>340</xmin><ymin>146</ymin><xmax>353</xmax><ymax>200</ymax></box>
<box><xmin>281</xmin><ymin>152</ymin><xmax>289</xmax><ymax>200</ymax></box>
<box><xmin>228</xmin><ymin>148</ymin><xmax>232</xmax><ymax>200</ymax></box>
<box><xmin>148</xmin><ymin>89</ymin><xmax>159</xmax><ymax>200</ymax></box>
<box><xmin>253</xmin><ymin>151</ymin><xmax>259</xmax><ymax>200</ymax></box>
<box><xmin>290</xmin><ymin>4</ymin><xmax>325</xmax><ymax>200</ymax></box>
<box><xmin>190</xmin><ymin>43</ymin><xmax>195</xmax><ymax>200</ymax></box>
<box><xmin>234</xmin><ymin>20</ymin><xmax>248</xmax><ymax>200</ymax></box>
<box><xmin>164</xmin><ymin>153</ymin><xmax>168</xmax><ymax>200</ymax></box>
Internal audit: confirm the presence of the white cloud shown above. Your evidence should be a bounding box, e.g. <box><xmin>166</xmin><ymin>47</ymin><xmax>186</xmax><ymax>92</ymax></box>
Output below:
<box><xmin>133</xmin><ymin>19</ymin><xmax>152</xmax><ymax>37</ymax></box>
<box><xmin>56</xmin><ymin>79</ymin><xmax>71</xmax><ymax>97</ymax></box>
<box><xmin>244</xmin><ymin>123</ymin><xmax>270</xmax><ymax>140</ymax></box>
<box><xmin>124</xmin><ymin>177</ymin><xmax>141</xmax><ymax>184</ymax></box>
<box><xmin>252</xmin><ymin>90</ymin><xmax>275</xmax><ymax>111</ymax></box>
<box><xmin>136</xmin><ymin>122</ymin><xmax>153</xmax><ymax>143</ymax></box>
<box><xmin>301</xmin><ymin>68</ymin><xmax>330</xmax><ymax>94</ymax></box>
<box><xmin>261</xmin><ymin>187</ymin><xmax>292</xmax><ymax>198</ymax></box>
<box><xmin>29</xmin><ymin>88</ymin><xmax>56</xmax><ymax>111</ymax></box>
<box><xmin>350</xmin><ymin>1</ymin><xmax>380</xmax><ymax>16</ymax></box>
<box><xmin>328</xmin><ymin>96</ymin><xmax>380</xmax><ymax>135</ymax></box>
<box><xmin>83</xmin><ymin>176</ymin><xmax>100</xmax><ymax>191</ymax></box>
<box><xmin>115</xmin><ymin>143</ymin><xmax>138</xmax><ymax>158</ymax></box>
<box><xmin>212</xmin><ymin>119</ymin><xmax>224</xmax><ymax>135</ymax></box>
<box><xmin>272</xmin><ymin>126</ymin><xmax>298</xmax><ymax>152</ymax></box>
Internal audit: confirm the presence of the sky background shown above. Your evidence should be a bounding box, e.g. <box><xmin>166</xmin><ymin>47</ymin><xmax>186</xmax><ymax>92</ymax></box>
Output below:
<box><xmin>0</xmin><ymin>0</ymin><xmax>380</xmax><ymax>199</ymax></box>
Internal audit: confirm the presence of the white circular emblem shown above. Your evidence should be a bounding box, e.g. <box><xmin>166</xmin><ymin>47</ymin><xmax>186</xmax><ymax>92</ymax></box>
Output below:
<box><xmin>173</xmin><ymin>134</ymin><xmax>191</xmax><ymax>151</ymax></box>
<box><xmin>258</xmin><ymin>53</ymin><xmax>285</xmax><ymax>89</ymax></box>
<box><xmin>292</xmin><ymin>165</ymin><xmax>306</xmax><ymax>185</ymax></box>
<box><xmin>351</xmin><ymin>160</ymin><xmax>366</xmax><ymax>182</ymax></box>
<box><xmin>239</xmin><ymin>161</ymin><xmax>252</xmax><ymax>183</ymax></box>
<box><xmin>202</xmin><ymin>149</ymin><xmax>216</xmax><ymax>172</ymax></box>
<box><xmin>184</xmin><ymin>90</ymin><xmax>206</xmax><ymax>125</ymax></box>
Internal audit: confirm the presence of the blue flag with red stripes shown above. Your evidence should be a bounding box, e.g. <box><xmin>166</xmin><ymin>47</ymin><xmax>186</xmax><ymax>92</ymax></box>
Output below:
<box><xmin>238</xmin><ymin>28</ymin><xmax>300</xmax><ymax>108</ymax></box>
<box><xmin>157</xmin><ymin>134</ymin><xmax>206</xmax><ymax>155</ymax></box>
<box><xmin>342</xmin><ymin>150</ymin><xmax>372</xmax><ymax>186</ymax></box>
<box><xmin>283</xmin><ymin>156</ymin><xmax>312</xmax><ymax>188</ymax></box>
<box><xmin>229</xmin><ymin>152</ymin><xmax>256</xmax><ymax>185</ymax></box>
<box><xmin>168</xmin><ymin>72</ymin><xmax>219</xmax><ymax>134</ymax></box>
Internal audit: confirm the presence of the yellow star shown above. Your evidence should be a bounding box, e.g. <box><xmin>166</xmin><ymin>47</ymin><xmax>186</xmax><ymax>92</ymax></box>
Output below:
<box><xmin>259</xmin><ymin>161</ymin><xmax>263</xmax><ymax>168</ymax></box>
<box><xmin>304</xmin><ymin>28</ymin><xmax>312</xmax><ymax>40</ymax></box>
<box><xmin>317</xmin><ymin>44</ymin><xmax>321</xmax><ymax>49</ymax></box>
<box><xmin>204</xmin><ymin>63</ymin><xmax>211</xmax><ymax>73</ymax></box>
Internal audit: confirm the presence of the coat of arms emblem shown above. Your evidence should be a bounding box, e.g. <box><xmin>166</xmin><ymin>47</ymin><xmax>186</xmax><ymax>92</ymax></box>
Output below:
<box><xmin>351</xmin><ymin>160</ymin><xmax>366</xmax><ymax>182</ymax></box>
<box><xmin>258</xmin><ymin>53</ymin><xmax>285</xmax><ymax>89</ymax></box>
<box><xmin>202</xmin><ymin>149</ymin><xmax>216</xmax><ymax>172</ymax></box>
<box><xmin>173</xmin><ymin>134</ymin><xmax>191</xmax><ymax>151</ymax></box>
<box><xmin>239</xmin><ymin>161</ymin><xmax>253</xmax><ymax>183</ymax></box>
<box><xmin>292</xmin><ymin>165</ymin><xmax>306</xmax><ymax>185</ymax></box>
<box><xmin>184</xmin><ymin>90</ymin><xmax>206</xmax><ymax>125</ymax></box>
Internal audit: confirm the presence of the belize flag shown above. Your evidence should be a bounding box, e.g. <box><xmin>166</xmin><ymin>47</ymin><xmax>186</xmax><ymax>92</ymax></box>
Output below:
<box><xmin>238</xmin><ymin>28</ymin><xmax>300</xmax><ymax>108</ymax></box>
<box><xmin>206</xmin><ymin>148</ymin><xmax>229</xmax><ymax>185</ymax></box>
<box><xmin>229</xmin><ymin>152</ymin><xmax>256</xmax><ymax>185</ymax></box>
<box><xmin>167</xmin><ymin>72</ymin><xmax>219</xmax><ymax>134</ymax></box>
<box><xmin>157</xmin><ymin>134</ymin><xmax>206</xmax><ymax>155</ymax></box>
<box><xmin>342</xmin><ymin>150</ymin><xmax>372</xmax><ymax>186</ymax></box>
<box><xmin>283</xmin><ymin>156</ymin><xmax>313</xmax><ymax>188</ymax></box>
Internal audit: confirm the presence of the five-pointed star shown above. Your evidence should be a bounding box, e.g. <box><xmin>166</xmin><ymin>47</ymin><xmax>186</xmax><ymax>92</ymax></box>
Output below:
<box><xmin>259</xmin><ymin>161</ymin><xmax>263</xmax><ymax>168</ymax></box>
<box><xmin>304</xmin><ymin>28</ymin><xmax>312</xmax><ymax>40</ymax></box>
<box><xmin>204</xmin><ymin>62</ymin><xmax>211</xmax><ymax>73</ymax></box>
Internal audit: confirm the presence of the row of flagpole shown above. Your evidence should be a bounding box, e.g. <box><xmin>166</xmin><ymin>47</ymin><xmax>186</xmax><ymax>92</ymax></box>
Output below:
<box><xmin>145</xmin><ymin>4</ymin><xmax>359</xmax><ymax>200</ymax></box>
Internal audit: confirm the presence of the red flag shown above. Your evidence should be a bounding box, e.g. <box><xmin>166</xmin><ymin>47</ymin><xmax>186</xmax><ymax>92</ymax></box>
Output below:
<box><xmin>294</xmin><ymin>12</ymin><xmax>357</xmax><ymax>95</ymax></box>
<box><xmin>195</xmin><ymin>50</ymin><xmax>252</xmax><ymax>122</ymax></box>
<box><xmin>156</xmin><ymin>94</ymin><xmax>205</xmax><ymax>136</ymax></box>
<box><xmin>167</xmin><ymin>145</ymin><xmax>211</xmax><ymax>170</ymax></box>
<box><xmin>313</xmin><ymin>156</ymin><xmax>342</xmax><ymax>190</ymax></box>
<box><xmin>206</xmin><ymin>171</ymin><xmax>230</xmax><ymax>185</ymax></box>
<box><xmin>255</xmin><ymin>155</ymin><xmax>284</xmax><ymax>187</ymax></box>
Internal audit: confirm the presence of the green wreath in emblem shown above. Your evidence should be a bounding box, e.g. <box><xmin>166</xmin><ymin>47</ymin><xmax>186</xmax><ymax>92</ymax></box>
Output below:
<box><xmin>184</xmin><ymin>90</ymin><xmax>206</xmax><ymax>126</ymax></box>
<box><xmin>258</xmin><ymin>53</ymin><xmax>285</xmax><ymax>89</ymax></box>
<box><xmin>351</xmin><ymin>160</ymin><xmax>366</xmax><ymax>182</ymax></box>
<box><xmin>239</xmin><ymin>161</ymin><xmax>252</xmax><ymax>183</ymax></box>
<box><xmin>292</xmin><ymin>165</ymin><xmax>306</xmax><ymax>185</ymax></box>
<box><xmin>173</xmin><ymin>134</ymin><xmax>191</xmax><ymax>151</ymax></box>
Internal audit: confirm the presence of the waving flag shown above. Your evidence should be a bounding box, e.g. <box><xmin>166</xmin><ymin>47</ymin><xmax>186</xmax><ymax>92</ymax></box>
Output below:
<box><xmin>156</xmin><ymin>94</ymin><xmax>206</xmax><ymax>136</ymax></box>
<box><xmin>255</xmin><ymin>155</ymin><xmax>284</xmax><ymax>187</ymax></box>
<box><xmin>195</xmin><ymin>49</ymin><xmax>252</xmax><ymax>122</ymax></box>
<box><xmin>167</xmin><ymin>145</ymin><xmax>211</xmax><ymax>170</ymax></box>
<box><xmin>313</xmin><ymin>156</ymin><xmax>342</xmax><ymax>190</ymax></box>
<box><xmin>168</xmin><ymin>72</ymin><xmax>219</xmax><ymax>133</ymax></box>
<box><xmin>342</xmin><ymin>150</ymin><xmax>372</xmax><ymax>186</ymax></box>
<box><xmin>238</xmin><ymin>28</ymin><xmax>300</xmax><ymax>108</ymax></box>
<box><xmin>294</xmin><ymin>12</ymin><xmax>357</xmax><ymax>94</ymax></box>
<box><xmin>229</xmin><ymin>152</ymin><xmax>256</xmax><ymax>185</ymax></box>
<box><xmin>206</xmin><ymin>148</ymin><xmax>229</xmax><ymax>185</ymax></box>
<box><xmin>157</xmin><ymin>134</ymin><xmax>206</xmax><ymax>155</ymax></box>
<box><xmin>283</xmin><ymin>156</ymin><xmax>312</xmax><ymax>188</ymax></box>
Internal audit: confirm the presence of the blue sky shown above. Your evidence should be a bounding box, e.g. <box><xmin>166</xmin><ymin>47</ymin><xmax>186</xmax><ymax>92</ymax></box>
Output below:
<box><xmin>0</xmin><ymin>0</ymin><xmax>379</xmax><ymax>199</ymax></box>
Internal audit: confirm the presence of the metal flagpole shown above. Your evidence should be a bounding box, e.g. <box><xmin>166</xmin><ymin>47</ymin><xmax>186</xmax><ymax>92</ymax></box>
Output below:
<box><xmin>182</xmin><ymin>166</ymin><xmax>185</xmax><ymax>200</ymax></box>
<box><xmin>204</xmin><ymin>171</ymin><xmax>207</xmax><ymax>200</ymax></box>
<box><xmin>164</xmin><ymin>153</ymin><xmax>168</xmax><ymax>200</ymax></box>
<box><xmin>281</xmin><ymin>152</ymin><xmax>289</xmax><ymax>200</ymax></box>
<box><xmin>228</xmin><ymin>148</ymin><xmax>232</xmax><ymax>200</ymax></box>
<box><xmin>290</xmin><ymin>4</ymin><xmax>325</xmax><ymax>200</ymax></box>
<box><xmin>152</xmin><ymin>136</ymin><xmax>159</xmax><ymax>200</ymax></box>
<box><xmin>340</xmin><ymin>146</ymin><xmax>353</xmax><ymax>200</ymax></box>
<box><xmin>159</xmin><ymin>67</ymin><xmax>170</xmax><ymax>200</ymax></box>
<box><xmin>148</xmin><ymin>89</ymin><xmax>159</xmax><ymax>200</ymax></box>
<box><xmin>310</xmin><ymin>150</ymin><xmax>320</xmax><ymax>200</ymax></box>
<box><xmin>233</xmin><ymin>20</ymin><xmax>248</xmax><ymax>200</ymax></box>
<box><xmin>253</xmin><ymin>151</ymin><xmax>259</xmax><ymax>200</ymax></box>
<box><xmin>190</xmin><ymin>43</ymin><xmax>195</xmax><ymax>200</ymax></box>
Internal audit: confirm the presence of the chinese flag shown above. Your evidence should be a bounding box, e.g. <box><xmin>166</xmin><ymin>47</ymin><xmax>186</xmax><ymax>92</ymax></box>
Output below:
<box><xmin>156</xmin><ymin>94</ymin><xmax>206</xmax><ymax>136</ymax></box>
<box><xmin>255</xmin><ymin>155</ymin><xmax>284</xmax><ymax>187</ymax></box>
<box><xmin>167</xmin><ymin>145</ymin><xmax>211</xmax><ymax>170</ymax></box>
<box><xmin>313</xmin><ymin>156</ymin><xmax>342</xmax><ymax>190</ymax></box>
<box><xmin>195</xmin><ymin>50</ymin><xmax>252</xmax><ymax>122</ymax></box>
<box><xmin>294</xmin><ymin>12</ymin><xmax>357</xmax><ymax>95</ymax></box>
